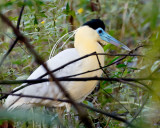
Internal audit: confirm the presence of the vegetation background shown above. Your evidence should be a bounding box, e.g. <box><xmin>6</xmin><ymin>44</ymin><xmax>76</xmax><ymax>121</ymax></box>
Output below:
<box><xmin>0</xmin><ymin>0</ymin><xmax>160</xmax><ymax>127</ymax></box>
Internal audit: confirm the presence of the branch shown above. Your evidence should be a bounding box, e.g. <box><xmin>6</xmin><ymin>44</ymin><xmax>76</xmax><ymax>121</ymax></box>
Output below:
<box><xmin>0</xmin><ymin>44</ymin><xmax>145</xmax><ymax>101</ymax></box>
<box><xmin>38</xmin><ymin>44</ymin><xmax>144</xmax><ymax>80</ymax></box>
<box><xmin>79</xmin><ymin>103</ymin><xmax>133</xmax><ymax>127</ymax></box>
<box><xmin>101</xmin><ymin>87</ymin><xmax>132</xmax><ymax>117</ymax></box>
<box><xmin>0</xmin><ymin>77</ymin><xmax>157</xmax><ymax>85</ymax></box>
<box><xmin>39</xmin><ymin>50</ymin><xmax>144</xmax><ymax>79</ymax></box>
<box><xmin>95</xmin><ymin>52</ymin><xmax>109</xmax><ymax>77</ymax></box>
<box><xmin>0</xmin><ymin>12</ymin><xmax>94</xmax><ymax>128</ymax></box>
<box><xmin>0</xmin><ymin>77</ymin><xmax>154</xmax><ymax>101</ymax></box>
<box><xmin>59</xmin><ymin>56</ymin><xmax>129</xmax><ymax>78</ymax></box>
<box><xmin>0</xmin><ymin>3</ymin><xmax>25</xmax><ymax>67</ymax></box>
<box><xmin>128</xmin><ymin>94</ymin><xmax>149</xmax><ymax>126</ymax></box>
<box><xmin>16</xmin><ymin>2</ymin><xmax>25</xmax><ymax>30</ymax></box>
<box><xmin>0</xmin><ymin>92</ymin><xmax>134</xmax><ymax>127</ymax></box>
<box><xmin>38</xmin><ymin>52</ymin><xmax>97</xmax><ymax>79</ymax></box>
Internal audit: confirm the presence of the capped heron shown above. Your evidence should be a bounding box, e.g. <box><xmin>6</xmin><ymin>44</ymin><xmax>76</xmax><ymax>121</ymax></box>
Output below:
<box><xmin>4</xmin><ymin>19</ymin><xmax>130</xmax><ymax>111</ymax></box>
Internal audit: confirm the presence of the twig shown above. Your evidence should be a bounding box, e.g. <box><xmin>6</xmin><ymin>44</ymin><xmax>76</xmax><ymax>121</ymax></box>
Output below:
<box><xmin>39</xmin><ymin>44</ymin><xmax>145</xmax><ymax>79</ymax></box>
<box><xmin>118</xmin><ymin>79</ymin><xmax>148</xmax><ymax>91</ymax></box>
<box><xmin>61</xmin><ymin>56</ymin><xmax>127</xmax><ymax>78</ymax></box>
<box><xmin>101</xmin><ymin>88</ymin><xmax>131</xmax><ymax>117</ymax></box>
<box><xmin>38</xmin><ymin>52</ymin><xmax>97</xmax><ymax>79</ymax></box>
<box><xmin>104</xmin><ymin>117</ymin><xmax>111</xmax><ymax>128</ymax></box>
<box><xmin>0</xmin><ymin>77</ymin><xmax>157</xmax><ymax>85</ymax></box>
<box><xmin>0</xmin><ymin>76</ymin><xmax>154</xmax><ymax>101</ymax></box>
<box><xmin>95</xmin><ymin>53</ymin><xmax>108</xmax><ymax>77</ymax></box>
<box><xmin>127</xmin><ymin>94</ymin><xmax>149</xmax><ymax>126</ymax></box>
<box><xmin>8</xmin><ymin>94</ymin><xmax>22</xmax><ymax>108</ymax></box>
<box><xmin>0</xmin><ymin>92</ymin><xmax>134</xmax><ymax>127</ymax></box>
<box><xmin>0</xmin><ymin>44</ymin><xmax>145</xmax><ymax>101</ymax></box>
<box><xmin>0</xmin><ymin>83</ymin><xmax>29</xmax><ymax>100</ymax></box>
<box><xmin>39</xmin><ymin>52</ymin><xmax>143</xmax><ymax>79</ymax></box>
<box><xmin>0</xmin><ymin>92</ymin><xmax>70</xmax><ymax>103</ymax></box>
<box><xmin>79</xmin><ymin>103</ymin><xmax>134</xmax><ymax>127</ymax></box>
<box><xmin>0</xmin><ymin>76</ymin><xmax>154</xmax><ymax>102</ymax></box>
<box><xmin>0</xmin><ymin>12</ymin><xmax>94</xmax><ymax>128</ymax></box>
<box><xmin>16</xmin><ymin>2</ymin><xmax>25</xmax><ymax>30</ymax></box>
<box><xmin>46</xmin><ymin>45</ymin><xmax>144</xmax><ymax>79</ymax></box>
<box><xmin>0</xmin><ymin>3</ymin><xmax>25</xmax><ymax>67</ymax></box>
<box><xmin>97</xmin><ymin>53</ymin><xmax>143</xmax><ymax>56</ymax></box>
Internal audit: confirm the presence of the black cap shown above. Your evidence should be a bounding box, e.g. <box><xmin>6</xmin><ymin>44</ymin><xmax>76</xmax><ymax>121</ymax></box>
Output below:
<box><xmin>83</xmin><ymin>19</ymin><xmax>105</xmax><ymax>30</ymax></box>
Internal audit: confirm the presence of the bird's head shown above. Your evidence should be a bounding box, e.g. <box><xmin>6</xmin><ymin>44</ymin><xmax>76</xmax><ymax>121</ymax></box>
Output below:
<box><xmin>75</xmin><ymin>19</ymin><xmax>130</xmax><ymax>51</ymax></box>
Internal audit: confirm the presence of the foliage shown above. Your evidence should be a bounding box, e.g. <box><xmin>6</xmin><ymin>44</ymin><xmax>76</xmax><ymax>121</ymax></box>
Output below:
<box><xmin>0</xmin><ymin>0</ymin><xmax>160</xmax><ymax>127</ymax></box>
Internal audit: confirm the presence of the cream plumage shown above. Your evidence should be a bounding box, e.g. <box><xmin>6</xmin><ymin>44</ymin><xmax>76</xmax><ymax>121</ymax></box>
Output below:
<box><xmin>4</xmin><ymin>19</ymin><xmax>130</xmax><ymax>111</ymax></box>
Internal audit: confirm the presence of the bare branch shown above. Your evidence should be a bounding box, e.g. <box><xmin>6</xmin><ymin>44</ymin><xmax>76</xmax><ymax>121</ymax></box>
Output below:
<box><xmin>0</xmin><ymin>77</ymin><xmax>157</xmax><ymax>85</ymax></box>
<box><xmin>97</xmin><ymin>53</ymin><xmax>143</xmax><ymax>56</ymax></box>
<box><xmin>101</xmin><ymin>87</ymin><xmax>132</xmax><ymax>117</ymax></box>
<box><xmin>39</xmin><ymin>51</ymin><xmax>144</xmax><ymax>79</ymax></box>
<box><xmin>0</xmin><ymin>44</ymin><xmax>145</xmax><ymax>102</ymax></box>
<box><xmin>95</xmin><ymin>52</ymin><xmax>108</xmax><ymax>76</ymax></box>
<box><xmin>128</xmin><ymin>94</ymin><xmax>149</xmax><ymax>126</ymax></box>
<box><xmin>0</xmin><ymin>92</ymin><xmax>134</xmax><ymax>127</ymax></box>
<box><xmin>38</xmin><ymin>52</ymin><xmax>97</xmax><ymax>79</ymax></box>
<box><xmin>0</xmin><ymin>3</ymin><xmax>25</xmax><ymax>67</ymax></box>
<box><xmin>0</xmin><ymin>12</ymin><xmax>94</xmax><ymax>128</ymax></box>
<box><xmin>0</xmin><ymin>77</ymin><xmax>154</xmax><ymax>101</ymax></box>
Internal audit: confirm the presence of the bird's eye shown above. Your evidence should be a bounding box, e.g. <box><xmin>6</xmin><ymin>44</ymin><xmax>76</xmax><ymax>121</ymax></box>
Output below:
<box><xmin>98</xmin><ymin>30</ymin><xmax>102</xmax><ymax>34</ymax></box>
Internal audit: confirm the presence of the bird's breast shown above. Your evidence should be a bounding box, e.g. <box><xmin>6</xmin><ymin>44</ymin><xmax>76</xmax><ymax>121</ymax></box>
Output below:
<box><xmin>65</xmin><ymin>43</ymin><xmax>105</xmax><ymax>101</ymax></box>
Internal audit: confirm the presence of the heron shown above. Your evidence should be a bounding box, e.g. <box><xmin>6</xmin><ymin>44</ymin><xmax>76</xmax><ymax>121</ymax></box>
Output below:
<box><xmin>4</xmin><ymin>19</ymin><xmax>130</xmax><ymax>112</ymax></box>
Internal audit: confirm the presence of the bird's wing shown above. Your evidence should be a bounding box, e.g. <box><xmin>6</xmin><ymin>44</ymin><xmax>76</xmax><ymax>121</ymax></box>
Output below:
<box><xmin>4</xmin><ymin>48</ymin><xmax>82</xmax><ymax>109</ymax></box>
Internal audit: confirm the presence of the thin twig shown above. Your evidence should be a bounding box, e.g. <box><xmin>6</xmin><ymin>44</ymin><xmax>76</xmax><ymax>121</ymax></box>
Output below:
<box><xmin>8</xmin><ymin>94</ymin><xmax>22</xmax><ymax>108</ymax></box>
<box><xmin>0</xmin><ymin>12</ymin><xmax>94</xmax><ymax>128</ymax></box>
<box><xmin>61</xmin><ymin>56</ymin><xmax>127</xmax><ymax>78</ymax></box>
<box><xmin>38</xmin><ymin>52</ymin><xmax>97</xmax><ymax>79</ymax></box>
<box><xmin>101</xmin><ymin>87</ymin><xmax>131</xmax><ymax>117</ymax></box>
<box><xmin>16</xmin><ymin>2</ymin><xmax>25</xmax><ymax>30</ymax></box>
<box><xmin>0</xmin><ymin>92</ymin><xmax>133</xmax><ymax>127</ymax></box>
<box><xmin>97</xmin><ymin>53</ymin><xmax>143</xmax><ymax>56</ymax></box>
<box><xmin>128</xmin><ymin>94</ymin><xmax>149</xmax><ymax>126</ymax></box>
<box><xmin>0</xmin><ymin>45</ymin><xmax>145</xmax><ymax>101</ymax></box>
<box><xmin>39</xmin><ymin>44</ymin><xmax>145</xmax><ymax>79</ymax></box>
<box><xmin>44</xmin><ymin>44</ymin><xmax>143</xmax><ymax>79</ymax></box>
<box><xmin>95</xmin><ymin>53</ymin><xmax>108</xmax><ymax>76</ymax></box>
<box><xmin>0</xmin><ymin>77</ymin><xmax>157</xmax><ymax>85</ymax></box>
<box><xmin>0</xmin><ymin>76</ymin><xmax>154</xmax><ymax>101</ymax></box>
<box><xmin>79</xmin><ymin>103</ymin><xmax>134</xmax><ymax>127</ymax></box>
<box><xmin>0</xmin><ymin>3</ymin><xmax>25</xmax><ymax>67</ymax></box>
<box><xmin>0</xmin><ymin>76</ymin><xmax>155</xmax><ymax>102</ymax></box>
<box><xmin>119</xmin><ymin>79</ymin><xmax>148</xmax><ymax>90</ymax></box>
<box><xmin>39</xmin><ymin>52</ymin><xmax>143</xmax><ymax>79</ymax></box>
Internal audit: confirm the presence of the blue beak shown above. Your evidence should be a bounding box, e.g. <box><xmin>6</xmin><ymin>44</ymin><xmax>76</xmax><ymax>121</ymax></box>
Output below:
<box><xmin>96</xmin><ymin>28</ymin><xmax>131</xmax><ymax>51</ymax></box>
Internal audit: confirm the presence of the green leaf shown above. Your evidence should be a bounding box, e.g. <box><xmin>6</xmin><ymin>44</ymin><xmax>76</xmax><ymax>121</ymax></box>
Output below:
<box><xmin>103</xmin><ymin>44</ymin><xmax>111</xmax><ymax>52</ymax></box>
<box><xmin>66</xmin><ymin>2</ymin><xmax>70</xmax><ymax>14</ymax></box>
<box><xmin>104</xmin><ymin>88</ymin><xmax>113</xmax><ymax>93</ymax></box>
<box><xmin>69</xmin><ymin>10</ymin><xmax>76</xmax><ymax>17</ymax></box>
<box><xmin>108</xmin><ymin>56</ymin><xmax>120</xmax><ymax>65</ymax></box>
<box><xmin>151</xmin><ymin>60</ymin><xmax>160</xmax><ymax>72</ymax></box>
<box><xmin>34</xmin><ymin>15</ymin><xmax>38</xmax><ymax>25</ymax></box>
<box><xmin>116</xmin><ymin>64</ymin><xmax>126</xmax><ymax>68</ymax></box>
<box><xmin>83</xmin><ymin>100</ymin><xmax>93</xmax><ymax>107</ymax></box>
<box><xmin>151</xmin><ymin>0</ymin><xmax>159</xmax><ymax>28</ymax></box>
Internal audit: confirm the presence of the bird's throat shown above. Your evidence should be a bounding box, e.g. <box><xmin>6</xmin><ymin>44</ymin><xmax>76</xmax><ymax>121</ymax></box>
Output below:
<box><xmin>75</xmin><ymin>41</ymin><xmax>105</xmax><ymax>77</ymax></box>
